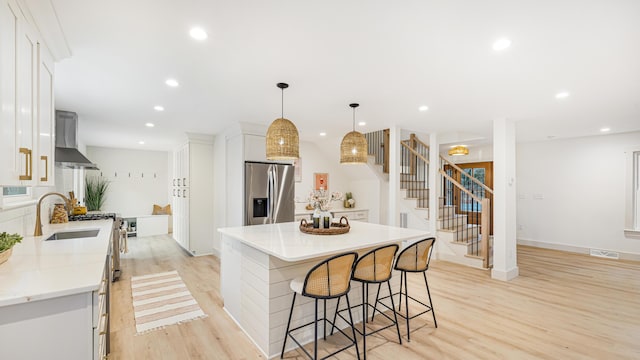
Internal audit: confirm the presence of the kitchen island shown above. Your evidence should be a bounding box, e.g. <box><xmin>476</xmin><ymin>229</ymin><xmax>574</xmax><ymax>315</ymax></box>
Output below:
<box><xmin>218</xmin><ymin>221</ymin><xmax>430</xmax><ymax>358</ymax></box>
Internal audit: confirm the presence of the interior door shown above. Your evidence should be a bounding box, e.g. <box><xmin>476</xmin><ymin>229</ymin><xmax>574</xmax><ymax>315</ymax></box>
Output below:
<box><xmin>444</xmin><ymin>162</ymin><xmax>493</xmax><ymax>232</ymax></box>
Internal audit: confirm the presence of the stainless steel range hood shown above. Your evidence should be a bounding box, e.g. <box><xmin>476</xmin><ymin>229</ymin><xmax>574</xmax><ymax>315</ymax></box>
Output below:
<box><xmin>55</xmin><ymin>110</ymin><xmax>99</xmax><ymax>170</ymax></box>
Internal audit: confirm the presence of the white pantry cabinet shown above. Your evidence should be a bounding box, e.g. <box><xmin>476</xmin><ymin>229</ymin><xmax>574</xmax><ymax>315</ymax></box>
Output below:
<box><xmin>0</xmin><ymin>0</ymin><xmax>55</xmax><ymax>186</ymax></box>
<box><xmin>171</xmin><ymin>134</ymin><xmax>214</xmax><ymax>255</ymax></box>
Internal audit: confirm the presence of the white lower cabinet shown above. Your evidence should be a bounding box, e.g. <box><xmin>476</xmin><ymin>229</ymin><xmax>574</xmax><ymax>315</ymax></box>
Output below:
<box><xmin>332</xmin><ymin>209</ymin><xmax>369</xmax><ymax>222</ymax></box>
<box><xmin>0</xmin><ymin>255</ymin><xmax>110</xmax><ymax>360</ymax></box>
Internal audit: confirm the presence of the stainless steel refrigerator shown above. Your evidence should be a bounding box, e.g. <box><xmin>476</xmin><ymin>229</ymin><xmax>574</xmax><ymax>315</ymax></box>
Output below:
<box><xmin>245</xmin><ymin>161</ymin><xmax>295</xmax><ymax>225</ymax></box>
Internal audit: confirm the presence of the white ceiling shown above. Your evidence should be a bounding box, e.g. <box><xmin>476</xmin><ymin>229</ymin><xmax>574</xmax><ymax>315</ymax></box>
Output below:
<box><xmin>48</xmin><ymin>0</ymin><xmax>640</xmax><ymax>151</ymax></box>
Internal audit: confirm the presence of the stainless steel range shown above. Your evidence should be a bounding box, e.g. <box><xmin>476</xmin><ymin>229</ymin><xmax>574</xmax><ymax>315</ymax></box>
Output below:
<box><xmin>69</xmin><ymin>213</ymin><xmax>123</xmax><ymax>282</ymax></box>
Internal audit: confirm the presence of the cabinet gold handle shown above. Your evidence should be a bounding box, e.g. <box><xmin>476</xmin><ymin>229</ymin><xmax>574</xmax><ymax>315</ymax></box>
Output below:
<box><xmin>19</xmin><ymin>148</ymin><xmax>32</xmax><ymax>180</ymax></box>
<box><xmin>183</xmin><ymin>189</ymin><xmax>187</xmax><ymax>198</ymax></box>
<box><xmin>177</xmin><ymin>178</ymin><xmax>181</xmax><ymax>186</ymax></box>
<box><xmin>40</xmin><ymin>155</ymin><xmax>48</xmax><ymax>181</ymax></box>
<box><xmin>183</xmin><ymin>177</ymin><xmax>186</xmax><ymax>186</ymax></box>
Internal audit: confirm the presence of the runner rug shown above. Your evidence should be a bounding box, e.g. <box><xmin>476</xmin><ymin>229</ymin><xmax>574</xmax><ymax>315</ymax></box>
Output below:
<box><xmin>131</xmin><ymin>270</ymin><xmax>207</xmax><ymax>334</ymax></box>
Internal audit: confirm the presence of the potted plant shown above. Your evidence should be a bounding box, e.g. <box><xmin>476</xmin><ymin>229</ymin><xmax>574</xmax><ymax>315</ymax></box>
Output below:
<box><xmin>0</xmin><ymin>232</ymin><xmax>23</xmax><ymax>265</ymax></box>
<box><xmin>85</xmin><ymin>176</ymin><xmax>109</xmax><ymax>211</ymax></box>
<box><xmin>344</xmin><ymin>192</ymin><xmax>355</xmax><ymax>208</ymax></box>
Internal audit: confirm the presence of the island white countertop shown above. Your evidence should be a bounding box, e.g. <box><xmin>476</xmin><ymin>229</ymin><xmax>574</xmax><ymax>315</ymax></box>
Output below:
<box><xmin>218</xmin><ymin>221</ymin><xmax>430</xmax><ymax>262</ymax></box>
<box><xmin>294</xmin><ymin>207</ymin><xmax>368</xmax><ymax>216</ymax></box>
<box><xmin>0</xmin><ymin>219</ymin><xmax>113</xmax><ymax>307</ymax></box>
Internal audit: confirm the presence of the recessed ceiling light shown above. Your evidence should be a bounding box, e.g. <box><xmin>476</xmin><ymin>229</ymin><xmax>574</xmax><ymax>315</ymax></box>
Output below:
<box><xmin>492</xmin><ymin>38</ymin><xmax>511</xmax><ymax>51</ymax></box>
<box><xmin>153</xmin><ymin>105</ymin><xmax>164</xmax><ymax>111</ymax></box>
<box><xmin>319</xmin><ymin>132</ymin><xmax>327</xmax><ymax>136</ymax></box>
<box><xmin>600</xmin><ymin>127</ymin><xmax>610</xmax><ymax>132</ymax></box>
<box><xmin>145</xmin><ymin>123</ymin><xmax>155</xmax><ymax>128</ymax></box>
<box><xmin>189</xmin><ymin>27</ymin><xmax>208</xmax><ymax>41</ymax></box>
<box><xmin>418</xmin><ymin>105</ymin><xmax>429</xmax><ymax>112</ymax></box>
<box><xmin>138</xmin><ymin>141</ymin><xmax>145</xmax><ymax>145</ymax></box>
<box><xmin>555</xmin><ymin>91</ymin><xmax>570</xmax><ymax>99</ymax></box>
<box><xmin>165</xmin><ymin>79</ymin><xmax>179</xmax><ymax>87</ymax></box>
<box><xmin>358</xmin><ymin>121</ymin><xmax>366</xmax><ymax>126</ymax></box>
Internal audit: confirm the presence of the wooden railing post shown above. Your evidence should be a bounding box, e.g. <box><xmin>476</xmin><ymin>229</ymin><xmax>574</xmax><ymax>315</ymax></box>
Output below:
<box><xmin>383</xmin><ymin>129</ymin><xmax>390</xmax><ymax>174</ymax></box>
<box><xmin>481</xmin><ymin>198</ymin><xmax>491</xmax><ymax>268</ymax></box>
<box><xmin>409</xmin><ymin>133</ymin><xmax>416</xmax><ymax>175</ymax></box>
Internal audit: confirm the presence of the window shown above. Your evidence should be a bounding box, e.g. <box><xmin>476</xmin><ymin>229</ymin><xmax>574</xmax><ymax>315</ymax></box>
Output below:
<box><xmin>625</xmin><ymin>148</ymin><xmax>640</xmax><ymax>237</ymax></box>
<box><xmin>0</xmin><ymin>186</ymin><xmax>32</xmax><ymax>208</ymax></box>
<box><xmin>2</xmin><ymin>187</ymin><xmax>28</xmax><ymax>196</ymax></box>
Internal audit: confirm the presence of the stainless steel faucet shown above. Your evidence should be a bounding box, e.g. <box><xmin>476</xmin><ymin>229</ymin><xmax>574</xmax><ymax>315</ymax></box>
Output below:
<box><xmin>34</xmin><ymin>192</ymin><xmax>73</xmax><ymax>236</ymax></box>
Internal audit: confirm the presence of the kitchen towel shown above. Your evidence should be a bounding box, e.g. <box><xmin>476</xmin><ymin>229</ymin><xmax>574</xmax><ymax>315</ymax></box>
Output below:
<box><xmin>130</xmin><ymin>270</ymin><xmax>207</xmax><ymax>334</ymax></box>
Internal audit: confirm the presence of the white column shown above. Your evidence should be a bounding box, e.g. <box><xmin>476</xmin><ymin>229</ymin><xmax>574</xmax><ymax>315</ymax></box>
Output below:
<box><xmin>492</xmin><ymin>118</ymin><xmax>519</xmax><ymax>281</ymax></box>
<box><xmin>428</xmin><ymin>132</ymin><xmax>439</xmax><ymax>236</ymax></box>
<box><xmin>388</xmin><ymin>126</ymin><xmax>400</xmax><ymax>226</ymax></box>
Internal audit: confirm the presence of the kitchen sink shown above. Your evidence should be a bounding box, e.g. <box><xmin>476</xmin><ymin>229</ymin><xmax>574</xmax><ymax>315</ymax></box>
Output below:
<box><xmin>45</xmin><ymin>229</ymin><xmax>100</xmax><ymax>241</ymax></box>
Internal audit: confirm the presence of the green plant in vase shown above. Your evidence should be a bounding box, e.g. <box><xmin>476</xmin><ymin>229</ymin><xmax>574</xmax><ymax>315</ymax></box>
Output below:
<box><xmin>85</xmin><ymin>176</ymin><xmax>110</xmax><ymax>211</ymax></box>
<box><xmin>344</xmin><ymin>192</ymin><xmax>355</xmax><ymax>208</ymax></box>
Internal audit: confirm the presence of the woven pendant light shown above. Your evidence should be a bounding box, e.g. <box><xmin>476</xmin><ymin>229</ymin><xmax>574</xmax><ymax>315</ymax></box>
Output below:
<box><xmin>266</xmin><ymin>83</ymin><xmax>299</xmax><ymax>160</ymax></box>
<box><xmin>340</xmin><ymin>103</ymin><xmax>368</xmax><ymax>164</ymax></box>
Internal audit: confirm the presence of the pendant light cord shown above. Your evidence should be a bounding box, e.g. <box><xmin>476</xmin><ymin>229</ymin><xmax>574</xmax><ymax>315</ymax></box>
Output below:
<box><xmin>352</xmin><ymin>107</ymin><xmax>355</xmax><ymax>131</ymax></box>
<box><xmin>281</xmin><ymin>87</ymin><xmax>284</xmax><ymax>119</ymax></box>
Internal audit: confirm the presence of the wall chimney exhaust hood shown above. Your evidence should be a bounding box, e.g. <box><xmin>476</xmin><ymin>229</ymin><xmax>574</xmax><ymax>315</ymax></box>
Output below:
<box><xmin>55</xmin><ymin>110</ymin><xmax>99</xmax><ymax>170</ymax></box>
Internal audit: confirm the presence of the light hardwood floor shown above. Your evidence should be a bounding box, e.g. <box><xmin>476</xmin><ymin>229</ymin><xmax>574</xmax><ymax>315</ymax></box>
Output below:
<box><xmin>109</xmin><ymin>235</ymin><xmax>640</xmax><ymax>359</ymax></box>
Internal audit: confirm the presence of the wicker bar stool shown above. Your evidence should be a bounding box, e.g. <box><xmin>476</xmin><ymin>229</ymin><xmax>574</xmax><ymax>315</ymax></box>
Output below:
<box><xmin>331</xmin><ymin>244</ymin><xmax>402</xmax><ymax>359</ymax></box>
<box><xmin>374</xmin><ymin>237</ymin><xmax>437</xmax><ymax>341</ymax></box>
<box><xmin>281</xmin><ymin>252</ymin><xmax>361</xmax><ymax>360</ymax></box>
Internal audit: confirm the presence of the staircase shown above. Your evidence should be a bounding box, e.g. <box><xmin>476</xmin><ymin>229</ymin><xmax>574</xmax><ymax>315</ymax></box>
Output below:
<box><xmin>438</xmin><ymin>155</ymin><xmax>493</xmax><ymax>269</ymax></box>
<box><xmin>364</xmin><ymin>130</ymin><xmax>492</xmax><ymax>269</ymax></box>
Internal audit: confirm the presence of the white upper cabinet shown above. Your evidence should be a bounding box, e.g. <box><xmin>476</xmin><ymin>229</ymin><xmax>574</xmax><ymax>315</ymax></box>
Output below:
<box><xmin>37</xmin><ymin>43</ymin><xmax>54</xmax><ymax>186</ymax></box>
<box><xmin>16</xmin><ymin>18</ymin><xmax>37</xmax><ymax>185</ymax></box>
<box><xmin>0</xmin><ymin>0</ymin><xmax>55</xmax><ymax>187</ymax></box>
<box><xmin>0</xmin><ymin>0</ymin><xmax>21</xmax><ymax>185</ymax></box>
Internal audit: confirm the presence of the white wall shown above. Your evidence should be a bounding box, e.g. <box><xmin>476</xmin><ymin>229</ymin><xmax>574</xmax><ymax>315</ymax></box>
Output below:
<box><xmin>440</xmin><ymin>143</ymin><xmax>493</xmax><ymax>164</ymax></box>
<box><xmin>516</xmin><ymin>131</ymin><xmax>640</xmax><ymax>258</ymax></box>
<box><xmin>85</xmin><ymin>146</ymin><xmax>169</xmax><ymax>216</ymax></box>
<box><xmin>294</xmin><ymin>141</ymin><xmax>377</xmax><ymax>216</ymax></box>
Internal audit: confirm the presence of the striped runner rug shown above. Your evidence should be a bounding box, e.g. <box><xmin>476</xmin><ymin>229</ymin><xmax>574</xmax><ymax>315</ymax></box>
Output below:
<box><xmin>131</xmin><ymin>270</ymin><xmax>207</xmax><ymax>334</ymax></box>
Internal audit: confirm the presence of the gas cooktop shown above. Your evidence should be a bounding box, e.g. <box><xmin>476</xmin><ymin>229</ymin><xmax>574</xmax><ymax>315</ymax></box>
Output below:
<box><xmin>68</xmin><ymin>213</ymin><xmax>118</xmax><ymax>221</ymax></box>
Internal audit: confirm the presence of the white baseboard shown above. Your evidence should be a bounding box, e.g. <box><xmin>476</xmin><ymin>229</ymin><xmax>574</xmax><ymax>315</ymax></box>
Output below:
<box><xmin>491</xmin><ymin>266</ymin><xmax>519</xmax><ymax>281</ymax></box>
<box><xmin>517</xmin><ymin>238</ymin><xmax>640</xmax><ymax>262</ymax></box>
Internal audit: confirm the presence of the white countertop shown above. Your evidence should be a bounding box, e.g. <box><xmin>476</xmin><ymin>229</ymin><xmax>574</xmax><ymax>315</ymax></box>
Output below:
<box><xmin>0</xmin><ymin>220</ymin><xmax>113</xmax><ymax>307</ymax></box>
<box><xmin>295</xmin><ymin>207</ymin><xmax>368</xmax><ymax>216</ymax></box>
<box><xmin>218</xmin><ymin>221</ymin><xmax>430</xmax><ymax>262</ymax></box>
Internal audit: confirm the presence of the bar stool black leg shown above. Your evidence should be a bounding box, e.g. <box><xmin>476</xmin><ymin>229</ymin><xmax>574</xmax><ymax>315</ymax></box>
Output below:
<box><xmin>329</xmin><ymin>296</ymin><xmax>340</xmax><ymax>336</ymax></box>
<box><xmin>370</xmin><ymin>283</ymin><xmax>382</xmax><ymax>321</ymax></box>
<box><xmin>361</xmin><ymin>284</ymin><xmax>367</xmax><ymax>360</ymax></box>
<box><xmin>424</xmin><ymin>272</ymin><xmax>437</xmax><ymax>327</ymax></box>
<box><xmin>398</xmin><ymin>271</ymin><xmax>403</xmax><ymax>312</ymax></box>
<box><xmin>387</xmin><ymin>280</ymin><xmax>402</xmax><ymax>344</ymax></box>
<box><xmin>281</xmin><ymin>293</ymin><xmax>296</xmax><ymax>358</ymax></box>
<box><xmin>314</xmin><ymin>299</ymin><xmax>318</xmax><ymax>360</ymax></box>
<box><xmin>345</xmin><ymin>295</ymin><xmax>361</xmax><ymax>360</ymax></box>
<box><xmin>404</xmin><ymin>272</ymin><xmax>410</xmax><ymax>342</ymax></box>
<box><xmin>323</xmin><ymin>299</ymin><xmax>327</xmax><ymax>340</ymax></box>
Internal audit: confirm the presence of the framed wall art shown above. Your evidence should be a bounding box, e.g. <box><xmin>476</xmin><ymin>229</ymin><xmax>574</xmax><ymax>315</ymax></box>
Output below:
<box><xmin>314</xmin><ymin>173</ymin><xmax>329</xmax><ymax>191</ymax></box>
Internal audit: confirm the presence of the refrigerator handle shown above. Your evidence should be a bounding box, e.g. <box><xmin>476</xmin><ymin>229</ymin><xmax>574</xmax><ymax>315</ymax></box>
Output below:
<box><xmin>267</xmin><ymin>166</ymin><xmax>274</xmax><ymax>223</ymax></box>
